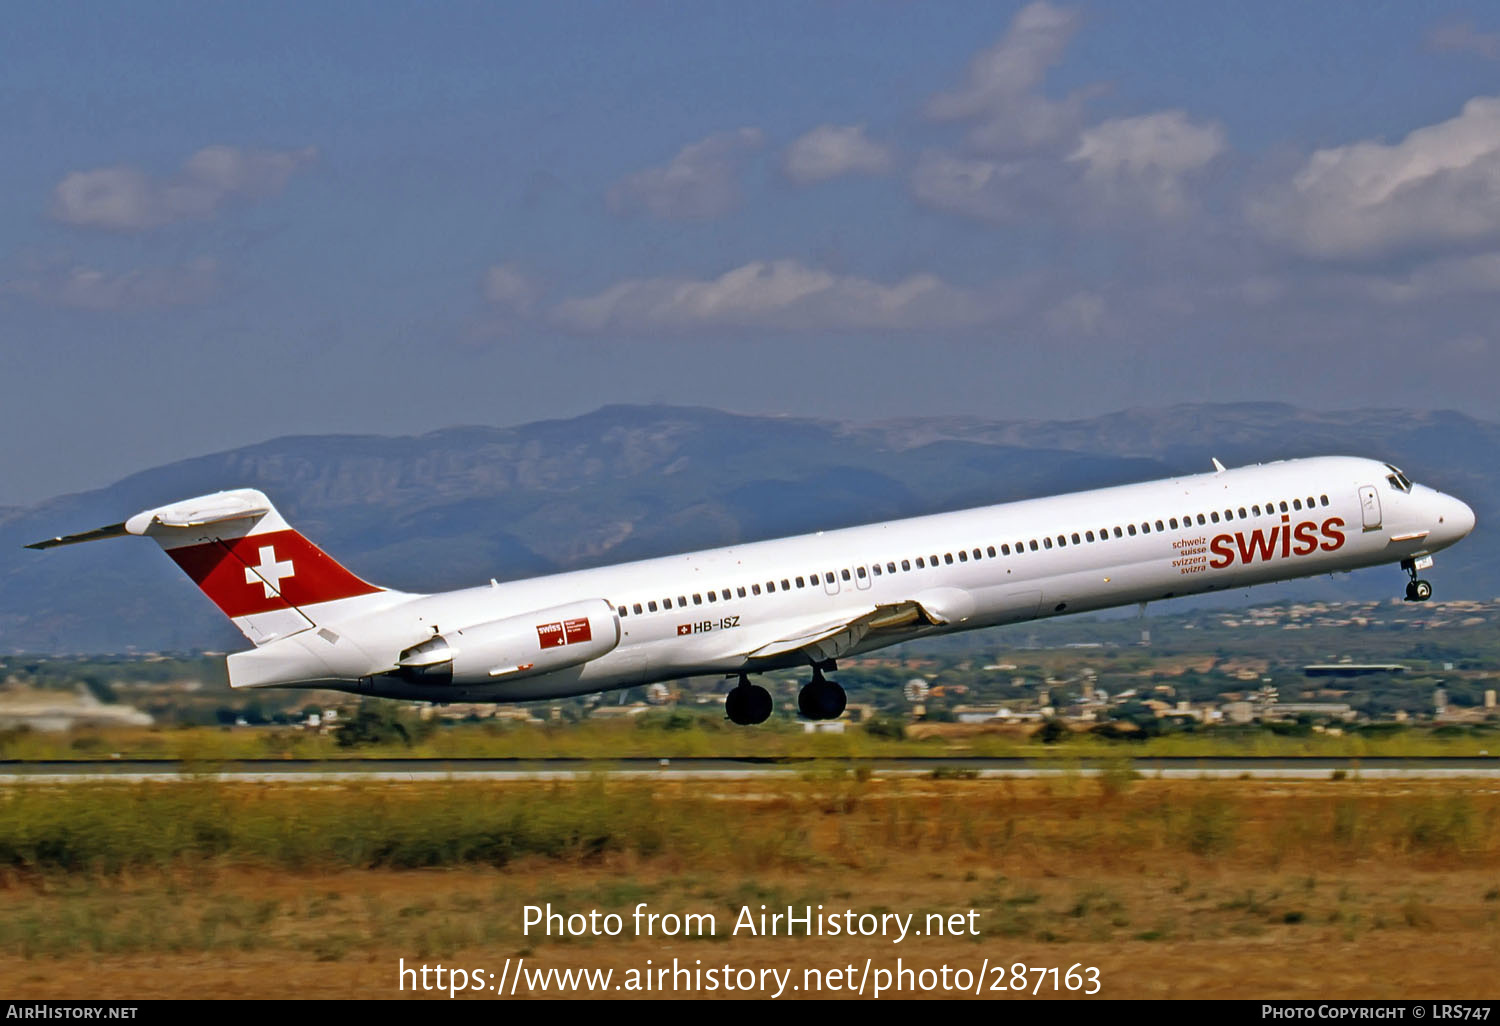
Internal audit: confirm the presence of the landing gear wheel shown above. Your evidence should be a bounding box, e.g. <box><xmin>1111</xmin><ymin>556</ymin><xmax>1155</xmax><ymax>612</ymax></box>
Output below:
<box><xmin>797</xmin><ymin>669</ymin><xmax>847</xmax><ymax>720</ymax></box>
<box><xmin>725</xmin><ymin>677</ymin><xmax>773</xmax><ymax>725</ymax></box>
<box><xmin>1401</xmin><ymin>558</ymin><xmax>1434</xmax><ymax>602</ymax></box>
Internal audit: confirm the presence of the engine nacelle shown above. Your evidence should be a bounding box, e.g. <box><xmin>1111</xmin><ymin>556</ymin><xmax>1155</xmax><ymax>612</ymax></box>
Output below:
<box><xmin>396</xmin><ymin>598</ymin><xmax>620</xmax><ymax>686</ymax></box>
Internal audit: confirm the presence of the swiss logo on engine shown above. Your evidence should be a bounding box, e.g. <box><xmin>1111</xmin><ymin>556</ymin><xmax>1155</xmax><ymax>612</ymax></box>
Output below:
<box><xmin>537</xmin><ymin>618</ymin><xmax>592</xmax><ymax>649</ymax></box>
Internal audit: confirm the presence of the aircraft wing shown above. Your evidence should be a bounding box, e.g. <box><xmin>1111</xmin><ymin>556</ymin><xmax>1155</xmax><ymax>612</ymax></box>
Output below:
<box><xmin>746</xmin><ymin>588</ymin><xmax>975</xmax><ymax>665</ymax></box>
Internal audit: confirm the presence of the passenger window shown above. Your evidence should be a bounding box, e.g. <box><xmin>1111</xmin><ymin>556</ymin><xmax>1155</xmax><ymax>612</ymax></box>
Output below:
<box><xmin>1086</xmin><ymin>531</ymin><xmax>1095</xmax><ymax>542</ymax></box>
<box><xmin>1252</xmin><ymin>506</ymin><xmax>1260</xmax><ymax>517</ymax></box>
<box><xmin>855</xmin><ymin>567</ymin><xmax>866</xmax><ymax>578</ymax></box>
<box><xmin>632</xmin><ymin>603</ymin><xmax>643</xmax><ymax>614</ymax></box>
<box><xmin>664</xmin><ymin>598</ymin><xmax>673</xmax><ymax>609</ymax></box>
<box><xmin>618</xmin><ymin>606</ymin><xmax>628</xmax><ymax>617</ymax></box>
<box><xmin>1001</xmin><ymin>544</ymin><xmax>1010</xmax><ymax>555</ymax></box>
<box><xmin>1279</xmin><ymin>501</ymin><xmax>1288</xmax><ymax>512</ymax></box>
<box><xmin>1168</xmin><ymin>519</ymin><xmax>1178</xmax><ymax>530</ymax></box>
<box><xmin>1306</xmin><ymin>497</ymin><xmax>1315</xmax><ymax>508</ymax></box>
<box><xmin>869</xmin><ymin>565</ymin><xmax>879</xmax><ymax>577</ymax></box>
<box><xmin>986</xmin><ymin>547</ymin><xmax>996</xmax><ymax>558</ymax></box>
<box><xmin>1224</xmin><ymin>510</ymin><xmax>1233</xmax><ymax>520</ymax></box>
<box><xmin>916</xmin><ymin>557</ymin><xmax>925</xmax><ymax>568</ymax></box>
<box><xmin>678</xmin><ymin>595</ymin><xmax>687</xmax><ymax>606</ymax></box>
<box><xmin>1029</xmin><ymin>540</ymin><xmax>1039</xmax><ymax>551</ymax></box>
<box><xmin>1127</xmin><ymin>524</ymin><xmax>1137</xmax><ymax>536</ymax></box>
<box><xmin>1210</xmin><ymin>512</ymin><xmax>1220</xmax><ymax>523</ymax></box>
<box><xmin>1068</xmin><ymin>533</ymin><xmax>1078</xmax><ymax>544</ymax></box>
<box><xmin>840</xmin><ymin>569</ymin><xmax>851</xmax><ymax>581</ymax></box>
<box><xmin>973</xmin><ymin>548</ymin><xmax>982</xmax><ymax>560</ymax></box>
<box><xmin>1043</xmin><ymin>537</ymin><xmax>1053</xmax><ymax>549</ymax></box>
<box><xmin>1140</xmin><ymin>523</ymin><xmax>1150</xmax><ymax>534</ymax></box>
<box><xmin>707</xmin><ymin>592</ymin><xmax>716</xmax><ymax>603</ymax></box>
<box><xmin>752</xmin><ymin>584</ymin><xmax>761</xmax><ymax>595</ymax></box>
<box><xmin>648</xmin><ymin>601</ymin><xmax>658</xmax><ymax>612</ymax></box>
<box><xmin>1320</xmin><ymin>495</ymin><xmax>1329</xmax><ymax>506</ymax></box>
<box><xmin>796</xmin><ymin>577</ymin><xmax>805</xmax><ymax>588</ymax></box>
<box><xmin>693</xmin><ymin>594</ymin><xmax>702</xmax><ymax>605</ymax></box>
<box><xmin>958</xmin><ymin>550</ymin><xmax>968</xmax><ymax>562</ymax></box>
<box><xmin>825</xmin><ymin>572</ymin><xmax>836</xmax><ymax>584</ymax></box>
<box><xmin>901</xmin><ymin>560</ymin><xmax>911</xmax><ymax>571</ymax></box>
<box><xmin>736</xmin><ymin>587</ymin><xmax>746</xmax><ymax>598</ymax></box>
<box><xmin>1155</xmin><ymin>521</ymin><xmax>1164</xmax><ymax>532</ymax></box>
<box><xmin>1057</xmin><ymin>535</ymin><xmax>1067</xmax><ymax>547</ymax></box>
<box><xmin>930</xmin><ymin>554</ymin><xmax>939</xmax><ymax>565</ymax></box>
<box><xmin>1293</xmin><ymin>499</ymin><xmax>1302</xmax><ymax>511</ymax></box>
<box><xmin>780</xmin><ymin>579</ymin><xmax>790</xmax><ymax>590</ymax></box>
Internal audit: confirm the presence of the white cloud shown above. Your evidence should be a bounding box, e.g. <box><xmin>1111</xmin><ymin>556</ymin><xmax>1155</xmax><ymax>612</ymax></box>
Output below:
<box><xmin>925</xmin><ymin>1</ymin><xmax>1084</xmax><ymax>155</ymax></box>
<box><xmin>1352</xmin><ymin>252</ymin><xmax>1500</xmax><ymax>304</ymax></box>
<box><xmin>4</xmin><ymin>257</ymin><xmax>220</xmax><ymax>311</ymax></box>
<box><xmin>1246</xmin><ymin>96</ymin><xmax>1500</xmax><ymax>259</ymax></box>
<box><xmin>483</xmin><ymin>262</ymin><xmax>542</xmax><ymax>314</ymax></box>
<box><xmin>551</xmin><ymin>259</ymin><xmax>1011</xmax><ymax>334</ymax></box>
<box><xmin>51</xmin><ymin>145</ymin><xmax>317</xmax><ymax>231</ymax></box>
<box><xmin>909</xmin><ymin>150</ymin><xmax>1027</xmax><ymax>223</ymax></box>
<box><xmin>782</xmin><ymin>125</ymin><xmax>892</xmax><ymax>184</ymax></box>
<box><xmin>1068</xmin><ymin>111</ymin><xmax>1227</xmax><ymax>216</ymax></box>
<box><xmin>606</xmin><ymin>128</ymin><xmax>764</xmax><ymax>219</ymax></box>
<box><xmin>1426</xmin><ymin>19</ymin><xmax>1500</xmax><ymax>60</ymax></box>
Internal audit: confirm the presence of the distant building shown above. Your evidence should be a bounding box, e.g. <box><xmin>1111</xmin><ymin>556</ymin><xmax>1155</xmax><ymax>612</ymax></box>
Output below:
<box><xmin>1222</xmin><ymin>702</ymin><xmax>1254</xmax><ymax>725</ymax></box>
<box><xmin>1263</xmin><ymin>702</ymin><xmax>1355</xmax><ymax>723</ymax></box>
<box><xmin>1304</xmin><ymin>663</ymin><xmax>1408</xmax><ymax>677</ymax></box>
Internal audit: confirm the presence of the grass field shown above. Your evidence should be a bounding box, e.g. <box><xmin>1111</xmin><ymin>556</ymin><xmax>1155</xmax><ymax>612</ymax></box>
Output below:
<box><xmin>5</xmin><ymin>718</ymin><xmax>1499</xmax><ymax>762</ymax></box>
<box><xmin>3</xmin><ymin>774</ymin><xmax>1499</xmax><ymax>999</ymax></box>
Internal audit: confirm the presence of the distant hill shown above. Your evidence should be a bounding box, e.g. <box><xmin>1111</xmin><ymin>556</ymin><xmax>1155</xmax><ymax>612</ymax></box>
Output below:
<box><xmin>2</xmin><ymin>403</ymin><xmax>1494</xmax><ymax>653</ymax></box>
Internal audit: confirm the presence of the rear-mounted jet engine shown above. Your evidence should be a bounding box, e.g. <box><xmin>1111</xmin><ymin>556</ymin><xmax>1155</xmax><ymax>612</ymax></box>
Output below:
<box><xmin>395</xmin><ymin>598</ymin><xmax>619</xmax><ymax>686</ymax></box>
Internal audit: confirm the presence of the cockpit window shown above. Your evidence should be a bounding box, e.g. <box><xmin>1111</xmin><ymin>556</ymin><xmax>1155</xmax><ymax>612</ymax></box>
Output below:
<box><xmin>1384</xmin><ymin>464</ymin><xmax>1413</xmax><ymax>493</ymax></box>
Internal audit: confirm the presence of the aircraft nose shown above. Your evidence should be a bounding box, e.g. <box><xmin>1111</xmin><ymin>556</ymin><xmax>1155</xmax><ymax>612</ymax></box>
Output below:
<box><xmin>1441</xmin><ymin>494</ymin><xmax>1476</xmax><ymax>540</ymax></box>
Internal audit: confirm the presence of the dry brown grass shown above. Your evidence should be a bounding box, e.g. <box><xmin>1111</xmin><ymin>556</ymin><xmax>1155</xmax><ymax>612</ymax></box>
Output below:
<box><xmin>3</xmin><ymin>777</ymin><xmax>1499</xmax><ymax>999</ymax></box>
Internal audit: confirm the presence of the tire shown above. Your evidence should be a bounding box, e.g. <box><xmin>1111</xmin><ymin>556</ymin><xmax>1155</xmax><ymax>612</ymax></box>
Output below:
<box><xmin>745</xmin><ymin>685</ymin><xmax>772</xmax><ymax>725</ymax></box>
<box><xmin>725</xmin><ymin>687</ymin><xmax>748</xmax><ymax>725</ymax></box>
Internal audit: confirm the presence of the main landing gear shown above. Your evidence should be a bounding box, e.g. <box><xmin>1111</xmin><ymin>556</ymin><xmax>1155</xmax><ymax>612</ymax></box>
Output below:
<box><xmin>1402</xmin><ymin>558</ymin><xmax>1433</xmax><ymax>603</ymax></box>
<box><xmin>724</xmin><ymin>663</ymin><xmax>849</xmax><ymax>725</ymax></box>
<box><xmin>798</xmin><ymin>663</ymin><xmax>847</xmax><ymax>721</ymax></box>
<box><xmin>725</xmin><ymin>674</ymin><xmax>772</xmax><ymax>726</ymax></box>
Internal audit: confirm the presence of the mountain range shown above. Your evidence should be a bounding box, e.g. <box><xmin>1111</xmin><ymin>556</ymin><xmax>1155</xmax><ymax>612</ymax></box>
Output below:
<box><xmin>3</xmin><ymin>403</ymin><xmax>1493</xmax><ymax>653</ymax></box>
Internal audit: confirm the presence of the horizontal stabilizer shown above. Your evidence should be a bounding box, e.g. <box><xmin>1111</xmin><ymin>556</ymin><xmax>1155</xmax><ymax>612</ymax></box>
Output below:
<box><xmin>25</xmin><ymin>522</ymin><xmax>130</xmax><ymax>550</ymax></box>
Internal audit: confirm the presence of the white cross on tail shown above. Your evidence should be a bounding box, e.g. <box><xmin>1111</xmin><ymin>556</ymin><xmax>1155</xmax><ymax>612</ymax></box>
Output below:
<box><xmin>245</xmin><ymin>545</ymin><xmax>295</xmax><ymax>597</ymax></box>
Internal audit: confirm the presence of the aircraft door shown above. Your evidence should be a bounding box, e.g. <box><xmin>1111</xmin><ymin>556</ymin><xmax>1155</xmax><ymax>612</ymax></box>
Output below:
<box><xmin>1359</xmin><ymin>486</ymin><xmax>1382</xmax><ymax>531</ymax></box>
<box><xmin>854</xmin><ymin>565</ymin><xmax>872</xmax><ymax>591</ymax></box>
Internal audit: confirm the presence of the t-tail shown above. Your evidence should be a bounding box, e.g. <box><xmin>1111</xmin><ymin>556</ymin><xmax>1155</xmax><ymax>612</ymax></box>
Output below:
<box><xmin>26</xmin><ymin>488</ymin><xmax>398</xmax><ymax>647</ymax></box>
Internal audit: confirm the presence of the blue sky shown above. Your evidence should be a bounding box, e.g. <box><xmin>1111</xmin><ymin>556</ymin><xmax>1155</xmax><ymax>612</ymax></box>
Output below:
<box><xmin>4</xmin><ymin>2</ymin><xmax>1500</xmax><ymax>504</ymax></box>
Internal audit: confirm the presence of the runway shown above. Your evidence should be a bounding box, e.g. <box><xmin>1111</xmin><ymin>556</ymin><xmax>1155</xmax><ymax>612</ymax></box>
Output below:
<box><xmin>4</xmin><ymin>755</ymin><xmax>1500</xmax><ymax>782</ymax></box>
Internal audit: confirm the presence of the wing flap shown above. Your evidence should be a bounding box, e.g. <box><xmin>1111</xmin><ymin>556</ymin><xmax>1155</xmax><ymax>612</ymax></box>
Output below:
<box><xmin>748</xmin><ymin>592</ymin><xmax>966</xmax><ymax>664</ymax></box>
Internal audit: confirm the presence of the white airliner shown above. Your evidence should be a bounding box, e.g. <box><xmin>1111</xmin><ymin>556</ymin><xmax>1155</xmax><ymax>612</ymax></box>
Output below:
<box><xmin>28</xmin><ymin>456</ymin><xmax>1475</xmax><ymax>724</ymax></box>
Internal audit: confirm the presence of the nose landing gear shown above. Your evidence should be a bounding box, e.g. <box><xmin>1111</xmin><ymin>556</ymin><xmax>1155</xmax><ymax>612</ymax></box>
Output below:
<box><xmin>797</xmin><ymin>664</ymin><xmax>847</xmax><ymax>721</ymax></box>
<box><xmin>725</xmin><ymin>675</ymin><xmax>773</xmax><ymax>725</ymax></box>
<box><xmin>1402</xmin><ymin>558</ymin><xmax>1433</xmax><ymax>602</ymax></box>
